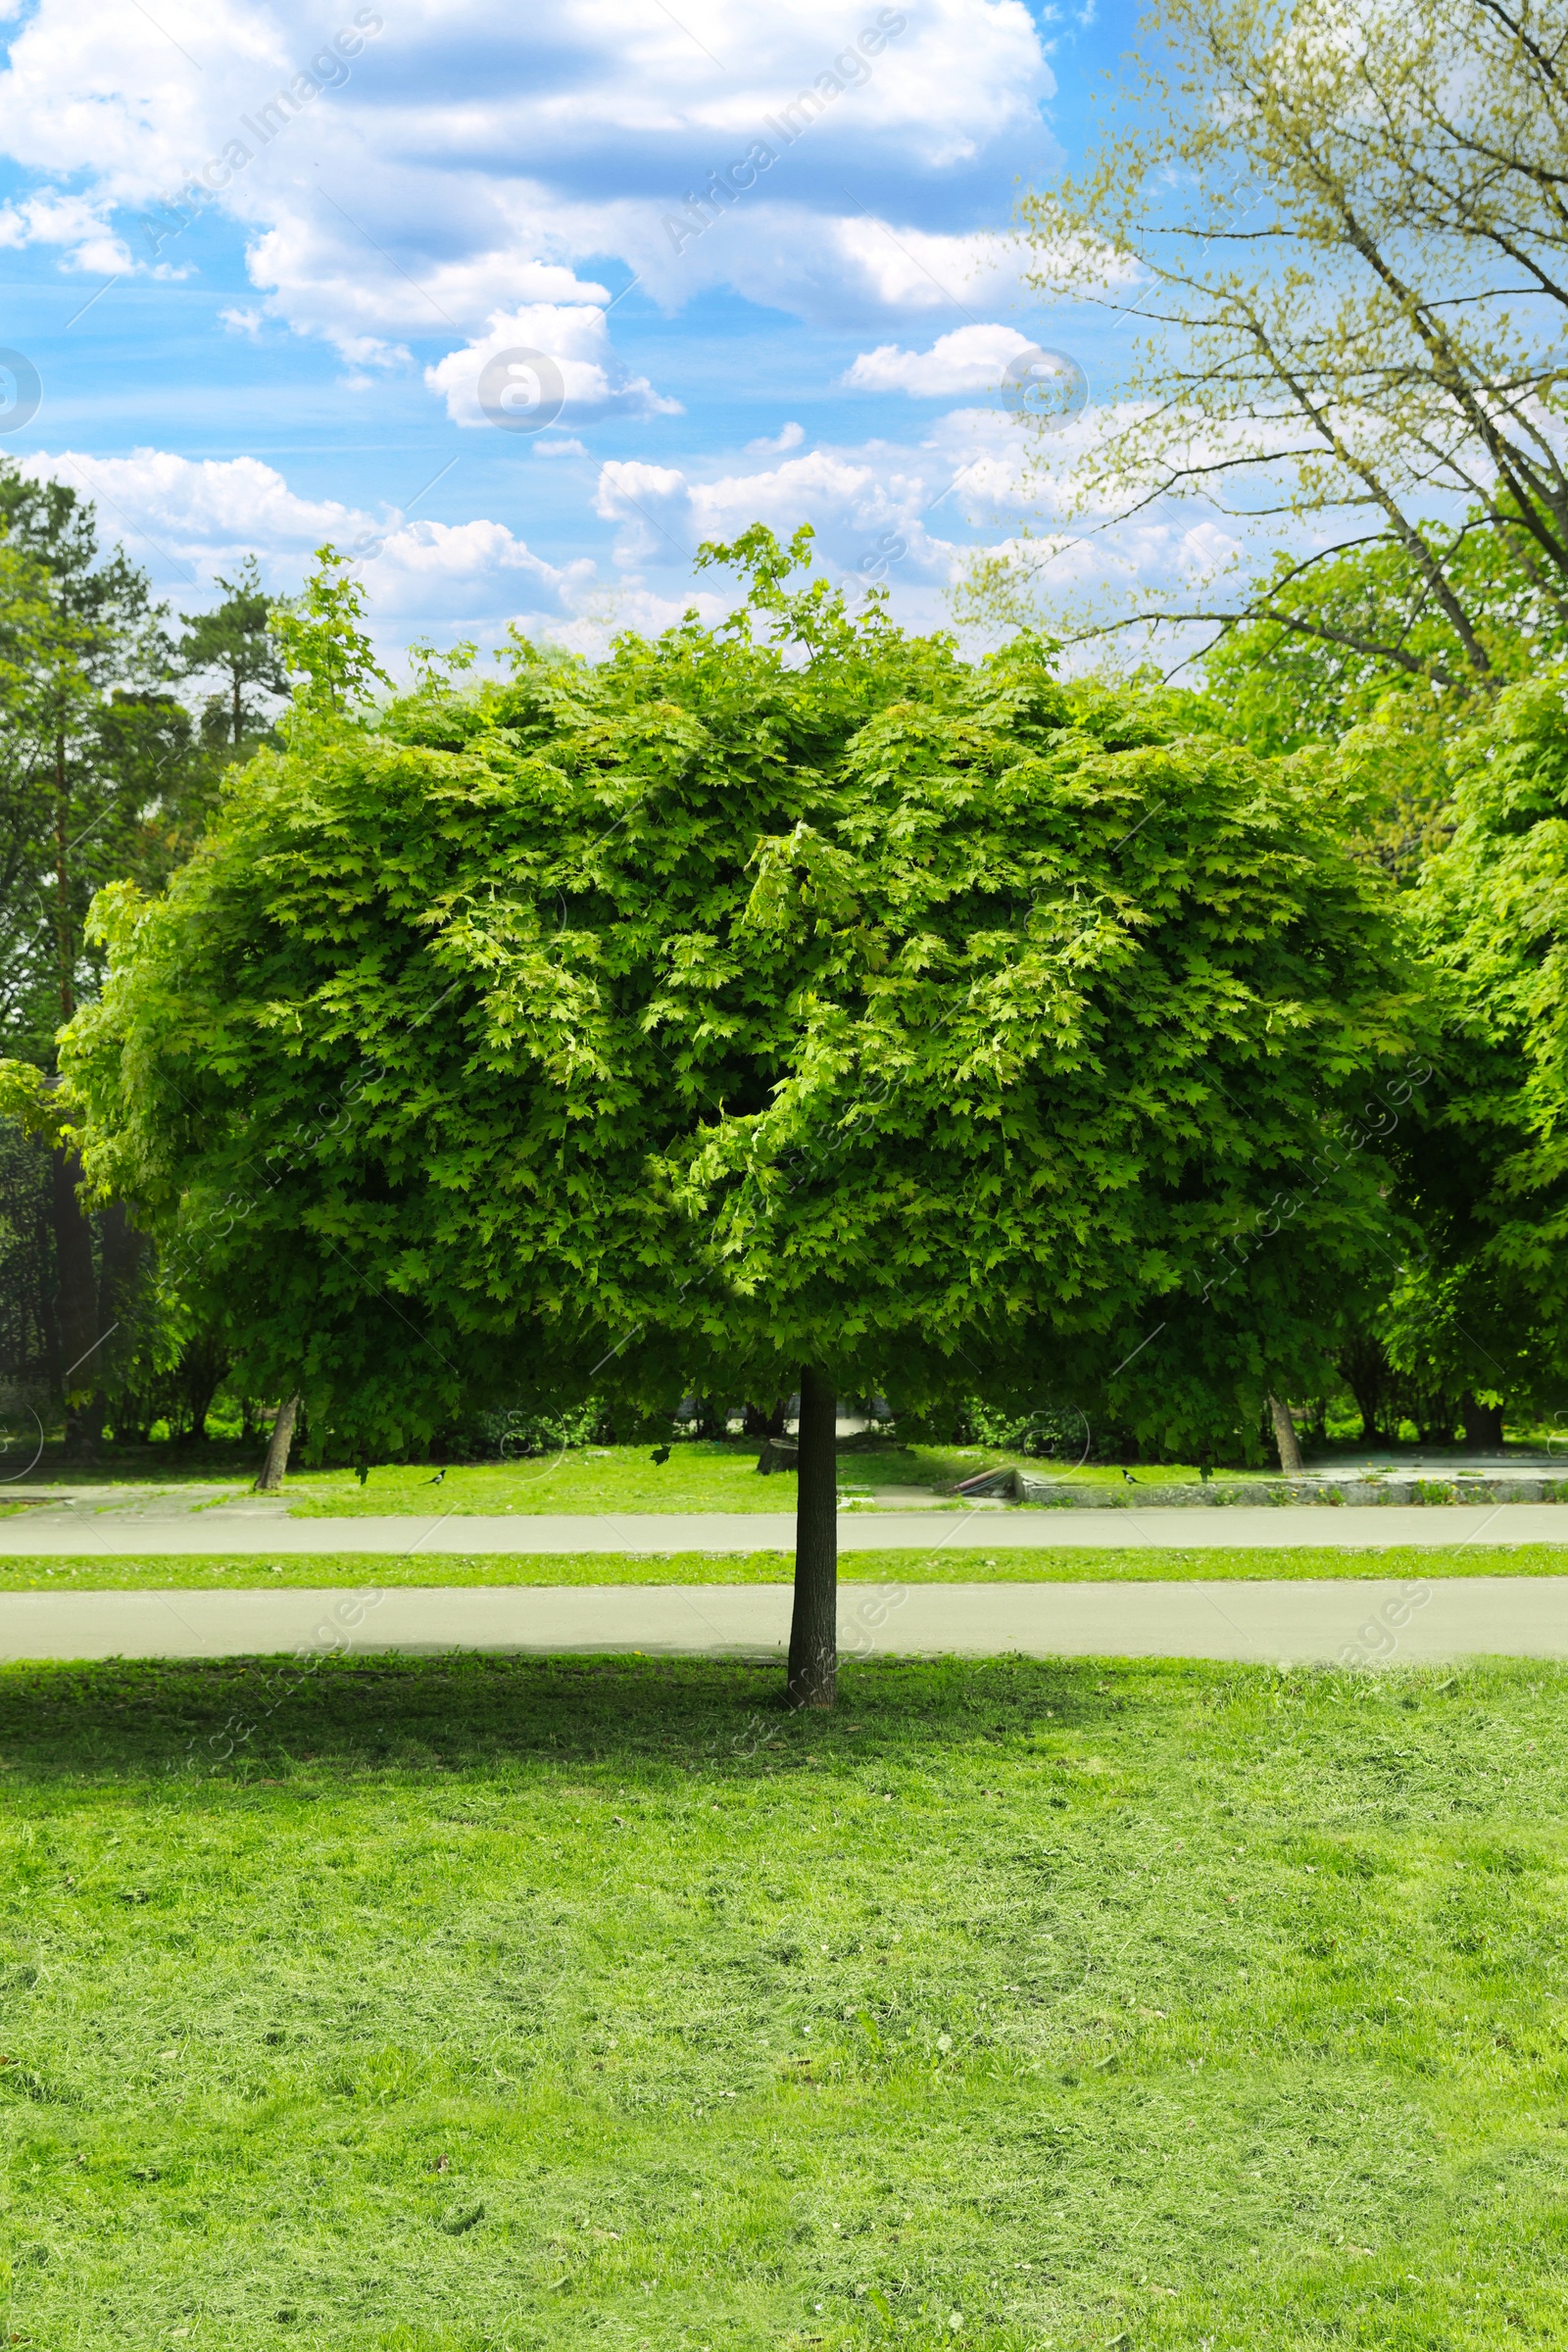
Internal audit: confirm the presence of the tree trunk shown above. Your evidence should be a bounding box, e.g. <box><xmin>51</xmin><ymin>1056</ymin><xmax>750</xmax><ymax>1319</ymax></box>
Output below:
<box><xmin>255</xmin><ymin>1395</ymin><xmax>300</xmax><ymax>1492</ymax></box>
<box><xmin>787</xmin><ymin>1365</ymin><xmax>837</xmax><ymax>1709</ymax></box>
<box><xmin>1268</xmin><ymin>1392</ymin><xmax>1303</xmax><ymax>1474</ymax></box>
<box><xmin>1337</xmin><ymin>1334</ymin><xmax>1389</xmax><ymax>1444</ymax></box>
<box><xmin>1460</xmin><ymin>1391</ymin><xmax>1505</xmax><ymax>1450</ymax></box>
<box><xmin>51</xmin><ymin>1145</ymin><xmax>100</xmax><ymax>1456</ymax></box>
<box><xmin>53</xmin><ymin>723</ymin><xmax>74</xmax><ymax>1025</ymax></box>
<box><xmin>90</xmin><ymin>1200</ymin><xmax>142</xmax><ymax>1439</ymax></box>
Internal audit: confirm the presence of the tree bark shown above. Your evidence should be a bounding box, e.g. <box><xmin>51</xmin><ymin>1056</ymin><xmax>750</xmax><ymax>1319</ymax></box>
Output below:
<box><xmin>90</xmin><ymin>1200</ymin><xmax>142</xmax><ymax>1439</ymax></box>
<box><xmin>54</xmin><ymin>723</ymin><xmax>74</xmax><ymax>1024</ymax></box>
<box><xmin>787</xmin><ymin>1365</ymin><xmax>837</xmax><ymax>1709</ymax></box>
<box><xmin>255</xmin><ymin>1395</ymin><xmax>300</xmax><ymax>1493</ymax></box>
<box><xmin>1268</xmin><ymin>1392</ymin><xmax>1303</xmax><ymax>1475</ymax></box>
<box><xmin>51</xmin><ymin>1145</ymin><xmax>100</xmax><ymax>1455</ymax></box>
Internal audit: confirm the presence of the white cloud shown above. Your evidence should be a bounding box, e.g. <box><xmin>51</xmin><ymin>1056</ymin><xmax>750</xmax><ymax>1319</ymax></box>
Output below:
<box><xmin>593</xmin><ymin>442</ymin><xmax>972</xmax><ymax>591</ymax></box>
<box><xmin>424</xmin><ymin>304</ymin><xmax>681</xmax><ymax>429</ymax></box>
<box><xmin>353</xmin><ymin>517</ymin><xmax>591</xmax><ymax>617</ymax></box>
<box><xmin>843</xmin><ymin>322</ymin><xmax>1037</xmax><ymax>395</ymax></box>
<box><xmin>0</xmin><ymin>0</ymin><xmax>1055</xmax><ymax>377</ymax></box>
<box><xmin>18</xmin><ymin>448</ymin><xmax>372</xmax><ymax>580</ymax></box>
<box><xmin>538</xmin><ymin>580</ymin><xmax>730</xmax><ymax>661</ymax></box>
<box><xmin>583</xmin><ymin>398</ymin><xmax>1273</xmax><ymax>649</ymax></box>
<box><xmin>745</xmin><ymin>421</ymin><xmax>805</xmax><ymax>453</ymax></box>
<box><xmin>12</xmin><ymin>448</ymin><xmax>591</xmax><ymax>638</ymax></box>
<box><xmin>0</xmin><ymin>189</ymin><xmax>131</xmax><ymax>273</ymax></box>
<box><xmin>533</xmin><ymin>437</ymin><xmax>590</xmax><ymax>457</ymax></box>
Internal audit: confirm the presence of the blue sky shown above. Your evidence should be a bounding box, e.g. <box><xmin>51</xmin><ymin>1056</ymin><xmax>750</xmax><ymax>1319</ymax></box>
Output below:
<box><xmin>0</xmin><ymin>0</ymin><xmax>1150</xmax><ymax>662</ymax></box>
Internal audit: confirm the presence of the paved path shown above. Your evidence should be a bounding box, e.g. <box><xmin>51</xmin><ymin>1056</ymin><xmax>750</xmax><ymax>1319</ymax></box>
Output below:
<box><xmin>1</xmin><ymin>1501</ymin><xmax>1565</xmax><ymax>1555</ymax></box>
<box><xmin>0</xmin><ymin>1577</ymin><xmax>1563</xmax><ymax>1665</ymax></box>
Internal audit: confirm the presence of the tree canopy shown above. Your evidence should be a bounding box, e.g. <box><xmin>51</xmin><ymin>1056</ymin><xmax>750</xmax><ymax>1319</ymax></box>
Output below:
<box><xmin>1388</xmin><ymin>668</ymin><xmax>1568</xmax><ymax>1411</ymax></box>
<box><xmin>55</xmin><ymin>535</ymin><xmax>1430</xmax><ymax>1689</ymax></box>
<box><xmin>176</xmin><ymin>556</ymin><xmax>289</xmax><ymax>752</ymax></box>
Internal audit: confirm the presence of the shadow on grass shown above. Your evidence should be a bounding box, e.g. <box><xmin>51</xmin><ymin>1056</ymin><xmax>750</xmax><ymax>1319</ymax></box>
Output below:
<box><xmin>0</xmin><ymin>1649</ymin><xmax>1138</xmax><ymax>1784</ymax></box>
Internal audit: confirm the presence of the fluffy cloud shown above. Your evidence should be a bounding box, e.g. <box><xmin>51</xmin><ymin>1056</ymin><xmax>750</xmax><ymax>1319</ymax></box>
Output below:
<box><xmin>13</xmin><ymin>448</ymin><xmax>588</xmax><ymax>639</ymax></box>
<box><xmin>843</xmin><ymin>322</ymin><xmax>1037</xmax><ymax>395</ymax></box>
<box><xmin>424</xmin><ymin>305</ymin><xmax>681</xmax><ymax>429</ymax></box>
<box><xmin>17</xmin><ymin>449</ymin><xmax>373</xmax><ymax>583</ymax></box>
<box><xmin>585</xmin><ymin>400</ymin><xmax>1276</xmax><ymax>661</ymax></box>
<box><xmin>0</xmin><ymin>190</ymin><xmax>131</xmax><ymax>275</ymax></box>
<box><xmin>592</xmin><ymin>440</ymin><xmax>975</xmax><ymax>594</ymax></box>
<box><xmin>353</xmin><ymin>517</ymin><xmax>592</xmax><ymax>616</ymax></box>
<box><xmin>0</xmin><ymin>0</ymin><xmax>1054</xmax><ymax>370</ymax></box>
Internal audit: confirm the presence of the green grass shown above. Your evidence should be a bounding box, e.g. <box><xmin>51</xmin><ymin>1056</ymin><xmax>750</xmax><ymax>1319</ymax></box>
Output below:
<box><xmin>261</xmin><ymin>1444</ymin><xmax>1298</xmax><ymax>1519</ymax></box>
<box><xmin>3</xmin><ymin>1442</ymin><xmax>1267</xmax><ymax>1514</ymax></box>
<box><xmin>279</xmin><ymin>1442</ymin><xmax>994</xmax><ymax>1515</ymax></box>
<box><xmin>0</xmin><ymin>1543</ymin><xmax>1564</xmax><ymax>1590</ymax></box>
<box><xmin>281</xmin><ymin>1443</ymin><xmax>1402</xmax><ymax>1518</ymax></box>
<box><xmin>2</xmin><ymin>1651</ymin><xmax>1568</xmax><ymax>2347</ymax></box>
<box><xmin>8</xmin><ymin>1438</ymin><xmax>1563</xmax><ymax>1526</ymax></box>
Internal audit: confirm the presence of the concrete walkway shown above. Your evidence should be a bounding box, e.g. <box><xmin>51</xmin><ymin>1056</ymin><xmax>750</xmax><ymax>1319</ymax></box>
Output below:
<box><xmin>0</xmin><ymin>1576</ymin><xmax>1563</xmax><ymax>1665</ymax></box>
<box><xmin>1</xmin><ymin>1501</ymin><xmax>1565</xmax><ymax>1555</ymax></box>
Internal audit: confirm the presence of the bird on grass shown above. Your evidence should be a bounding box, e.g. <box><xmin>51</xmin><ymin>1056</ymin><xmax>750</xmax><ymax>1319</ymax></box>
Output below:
<box><xmin>1120</xmin><ymin>1467</ymin><xmax>1137</xmax><ymax>1484</ymax></box>
<box><xmin>425</xmin><ymin>1469</ymin><xmax>446</xmax><ymax>1486</ymax></box>
<box><xmin>650</xmin><ymin>1446</ymin><xmax>671</xmax><ymax>1465</ymax></box>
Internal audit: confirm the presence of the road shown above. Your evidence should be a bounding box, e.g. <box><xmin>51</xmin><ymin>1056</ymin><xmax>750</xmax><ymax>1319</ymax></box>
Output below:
<box><xmin>1</xmin><ymin>1500</ymin><xmax>1565</xmax><ymax>1555</ymax></box>
<box><xmin>0</xmin><ymin>1575</ymin><xmax>1562</xmax><ymax>1664</ymax></box>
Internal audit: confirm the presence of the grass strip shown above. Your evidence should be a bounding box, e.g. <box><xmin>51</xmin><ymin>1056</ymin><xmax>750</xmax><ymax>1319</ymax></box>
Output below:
<box><xmin>0</xmin><ymin>1541</ymin><xmax>1564</xmax><ymax>1590</ymax></box>
<box><xmin>0</xmin><ymin>1648</ymin><xmax>1564</xmax><ymax>2348</ymax></box>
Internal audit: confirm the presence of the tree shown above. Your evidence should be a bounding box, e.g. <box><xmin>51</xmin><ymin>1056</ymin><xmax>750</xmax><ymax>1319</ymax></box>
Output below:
<box><xmin>1392</xmin><ymin>664</ymin><xmax>1568</xmax><ymax>1420</ymax></box>
<box><xmin>0</xmin><ymin>473</ymin><xmax>181</xmax><ymax>1446</ymax></box>
<box><xmin>62</xmin><ymin>535</ymin><xmax>1424</xmax><ymax>1702</ymax></box>
<box><xmin>176</xmin><ymin>557</ymin><xmax>288</xmax><ymax>751</ymax></box>
<box><xmin>0</xmin><ymin>470</ymin><xmax>239</xmax><ymax>1449</ymax></box>
<box><xmin>1005</xmin><ymin>0</ymin><xmax>1568</xmax><ymax>691</ymax></box>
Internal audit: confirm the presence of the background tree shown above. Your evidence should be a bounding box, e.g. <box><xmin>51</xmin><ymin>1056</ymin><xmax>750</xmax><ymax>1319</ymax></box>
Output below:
<box><xmin>1003</xmin><ymin>0</ymin><xmax>1568</xmax><ymax>696</ymax></box>
<box><xmin>1392</xmin><ymin>665</ymin><xmax>1568</xmax><ymax>1427</ymax></box>
<box><xmin>0</xmin><ymin>469</ymin><xmax>237</xmax><ymax>1449</ymax></box>
<box><xmin>64</xmin><ymin>535</ymin><xmax>1424</xmax><ymax>1701</ymax></box>
<box><xmin>175</xmin><ymin>556</ymin><xmax>288</xmax><ymax>752</ymax></box>
<box><xmin>0</xmin><ymin>471</ymin><xmax>185</xmax><ymax>1445</ymax></box>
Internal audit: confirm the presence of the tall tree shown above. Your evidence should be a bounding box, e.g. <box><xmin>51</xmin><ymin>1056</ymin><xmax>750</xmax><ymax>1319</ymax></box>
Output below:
<box><xmin>175</xmin><ymin>557</ymin><xmax>288</xmax><ymax>751</ymax></box>
<box><xmin>0</xmin><ymin>468</ymin><xmax>219</xmax><ymax>1445</ymax></box>
<box><xmin>62</xmin><ymin>537</ymin><xmax>1423</xmax><ymax>1701</ymax></box>
<box><xmin>1004</xmin><ymin>0</ymin><xmax>1568</xmax><ymax>691</ymax></box>
<box><xmin>1394</xmin><ymin>664</ymin><xmax>1568</xmax><ymax>1415</ymax></box>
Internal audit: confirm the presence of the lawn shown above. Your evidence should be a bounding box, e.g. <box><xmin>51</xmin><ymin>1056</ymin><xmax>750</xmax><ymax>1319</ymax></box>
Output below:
<box><xmin>279</xmin><ymin>1443</ymin><xmax>1018</xmax><ymax>1517</ymax></box>
<box><xmin>0</xmin><ymin>1442</ymin><xmax>1268</xmax><ymax>1520</ymax></box>
<box><xmin>1</xmin><ymin>1649</ymin><xmax>1566</xmax><ymax>2347</ymax></box>
<box><xmin>278</xmin><ymin>1444</ymin><xmax>1358</xmax><ymax>1517</ymax></box>
<box><xmin>0</xmin><ymin>1543</ymin><xmax>1567</xmax><ymax>1590</ymax></box>
<box><xmin>7</xmin><ymin>1439</ymin><xmax>1563</xmax><ymax>1525</ymax></box>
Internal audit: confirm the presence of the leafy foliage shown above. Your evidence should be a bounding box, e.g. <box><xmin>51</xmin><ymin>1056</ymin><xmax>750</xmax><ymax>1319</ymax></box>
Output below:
<box><xmin>1395</xmin><ymin>665</ymin><xmax>1568</xmax><ymax>1408</ymax></box>
<box><xmin>0</xmin><ymin>469</ymin><xmax>195</xmax><ymax>1058</ymax></box>
<box><xmin>63</xmin><ymin>536</ymin><xmax>1426</xmax><ymax>1458</ymax></box>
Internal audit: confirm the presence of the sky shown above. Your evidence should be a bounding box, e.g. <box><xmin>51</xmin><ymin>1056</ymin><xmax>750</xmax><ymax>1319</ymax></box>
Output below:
<box><xmin>0</xmin><ymin>0</ymin><xmax>1153</xmax><ymax>663</ymax></box>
